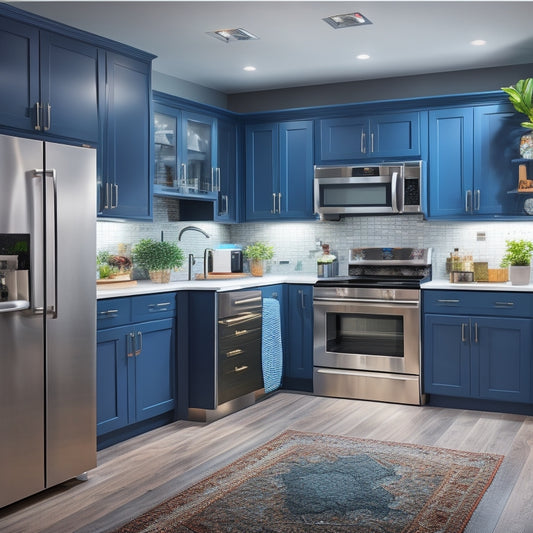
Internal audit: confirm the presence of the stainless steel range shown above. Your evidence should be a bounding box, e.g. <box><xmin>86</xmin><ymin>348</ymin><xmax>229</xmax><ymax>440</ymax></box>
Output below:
<box><xmin>313</xmin><ymin>247</ymin><xmax>432</xmax><ymax>405</ymax></box>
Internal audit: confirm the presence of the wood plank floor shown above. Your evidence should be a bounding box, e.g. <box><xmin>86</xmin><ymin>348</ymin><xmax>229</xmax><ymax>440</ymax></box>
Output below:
<box><xmin>1</xmin><ymin>392</ymin><xmax>533</xmax><ymax>533</ymax></box>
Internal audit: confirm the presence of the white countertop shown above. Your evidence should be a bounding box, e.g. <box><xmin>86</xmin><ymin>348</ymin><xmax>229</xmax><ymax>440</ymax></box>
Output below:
<box><xmin>422</xmin><ymin>279</ymin><xmax>533</xmax><ymax>292</ymax></box>
<box><xmin>97</xmin><ymin>274</ymin><xmax>318</xmax><ymax>299</ymax></box>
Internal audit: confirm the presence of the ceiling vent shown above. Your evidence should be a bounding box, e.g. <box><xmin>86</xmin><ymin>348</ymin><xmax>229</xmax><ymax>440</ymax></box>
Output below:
<box><xmin>323</xmin><ymin>12</ymin><xmax>372</xmax><ymax>29</ymax></box>
<box><xmin>207</xmin><ymin>28</ymin><xmax>259</xmax><ymax>43</ymax></box>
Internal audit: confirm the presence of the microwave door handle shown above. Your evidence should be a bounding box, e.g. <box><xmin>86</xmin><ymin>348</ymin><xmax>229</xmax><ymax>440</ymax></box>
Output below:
<box><xmin>391</xmin><ymin>171</ymin><xmax>401</xmax><ymax>213</ymax></box>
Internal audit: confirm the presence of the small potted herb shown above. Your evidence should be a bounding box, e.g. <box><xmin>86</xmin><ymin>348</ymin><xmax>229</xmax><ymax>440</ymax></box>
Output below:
<box><xmin>132</xmin><ymin>239</ymin><xmax>185</xmax><ymax>283</ymax></box>
<box><xmin>500</xmin><ymin>239</ymin><xmax>533</xmax><ymax>285</ymax></box>
<box><xmin>243</xmin><ymin>241</ymin><xmax>274</xmax><ymax>277</ymax></box>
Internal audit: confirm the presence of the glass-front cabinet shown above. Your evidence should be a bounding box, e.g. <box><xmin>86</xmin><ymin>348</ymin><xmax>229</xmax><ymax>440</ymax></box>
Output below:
<box><xmin>153</xmin><ymin>103</ymin><xmax>218</xmax><ymax>199</ymax></box>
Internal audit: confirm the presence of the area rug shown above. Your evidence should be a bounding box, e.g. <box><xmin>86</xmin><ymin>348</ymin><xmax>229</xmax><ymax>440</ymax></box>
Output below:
<box><xmin>114</xmin><ymin>430</ymin><xmax>503</xmax><ymax>533</ymax></box>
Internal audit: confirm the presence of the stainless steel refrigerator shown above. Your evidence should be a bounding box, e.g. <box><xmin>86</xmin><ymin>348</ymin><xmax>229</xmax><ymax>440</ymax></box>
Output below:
<box><xmin>0</xmin><ymin>133</ymin><xmax>96</xmax><ymax>508</ymax></box>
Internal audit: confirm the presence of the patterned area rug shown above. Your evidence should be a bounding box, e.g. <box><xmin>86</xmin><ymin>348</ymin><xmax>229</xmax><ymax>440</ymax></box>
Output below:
<box><xmin>115</xmin><ymin>430</ymin><xmax>503</xmax><ymax>533</ymax></box>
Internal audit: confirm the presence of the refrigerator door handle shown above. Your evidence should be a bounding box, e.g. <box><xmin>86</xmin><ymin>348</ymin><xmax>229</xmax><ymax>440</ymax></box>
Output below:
<box><xmin>34</xmin><ymin>168</ymin><xmax>58</xmax><ymax>318</ymax></box>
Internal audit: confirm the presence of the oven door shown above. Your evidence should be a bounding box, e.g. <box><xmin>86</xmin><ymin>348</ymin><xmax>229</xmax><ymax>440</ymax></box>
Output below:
<box><xmin>313</xmin><ymin>297</ymin><xmax>420</xmax><ymax>375</ymax></box>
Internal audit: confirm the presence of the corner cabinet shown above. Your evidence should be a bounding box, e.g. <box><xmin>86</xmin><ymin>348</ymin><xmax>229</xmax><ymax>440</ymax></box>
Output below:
<box><xmin>99</xmin><ymin>52</ymin><xmax>153</xmax><ymax>220</ymax></box>
<box><xmin>423</xmin><ymin>290</ymin><xmax>533</xmax><ymax>405</ymax></box>
<box><xmin>0</xmin><ymin>18</ymin><xmax>99</xmax><ymax>143</ymax></box>
<box><xmin>245</xmin><ymin>120</ymin><xmax>314</xmax><ymax>220</ymax></box>
<box><xmin>96</xmin><ymin>294</ymin><xmax>176</xmax><ymax>448</ymax></box>
<box><xmin>427</xmin><ymin>103</ymin><xmax>523</xmax><ymax>219</ymax></box>
<box><xmin>316</xmin><ymin>111</ymin><xmax>422</xmax><ymax>163</ymax></box>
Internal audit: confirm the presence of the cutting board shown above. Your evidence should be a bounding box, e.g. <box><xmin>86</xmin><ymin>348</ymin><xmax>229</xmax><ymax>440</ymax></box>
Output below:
<box><xmin>195</xmin><ymin>272</ymin><xmax>251</xmax><ymax>280</ymax></box>
<box><xmin>97</xmin><ymin>279</ymin><xmax>138</xmax><ymax>288</ymax></box>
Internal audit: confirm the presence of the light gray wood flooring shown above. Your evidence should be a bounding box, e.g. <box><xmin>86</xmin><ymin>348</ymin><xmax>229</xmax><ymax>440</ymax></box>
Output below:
<box><xmin>1</xmin><ymin>392</ymin><xmax>533</xmax><ymax>533</ymax></box>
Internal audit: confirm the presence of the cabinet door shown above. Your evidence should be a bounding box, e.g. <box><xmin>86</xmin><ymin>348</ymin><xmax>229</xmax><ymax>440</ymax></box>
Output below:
<box><xmin>0</xmin><ymin>17</ymin><xmax>39</xmax><ymax>131</ymax></box>
<box><xmin>215</xmin><ymin>117</ymin><xmax>238</xmax><ymax>222</ymax></box>
<box><xmin>286</xmin><ymin>285</ymin><xmax>314</xmax><ymax>385</ymax></box>
<box><xmin>428</xmin><ymin>107</ymin><xmax>474</xmax><ymax>218</ymax></box>
<box><xmin>101</xmin><ymin>52</ymin><xmax>152</xmax><ymax>219</ymax></box>
<box><xmin>39</xmin><ymin>32</ymin><xmax>99</xmax><ymax>143</ymax></box>
<box><xmin>317</xmin><ymin>116</ymin><xmax>366</xmax><ymax>162</ymax></box>
<box><xmin>473</xmin><ymin>104</ymin><xmax>523</xmax><ymax>215</ymax></box>
<box><xmin>245</xmin><ymin>123</ymin><xmax>278</xmax><ymax>220</ymax></box>
<box><xmin>154</xmin><ymin>104</ymin><xmax>179</xmax><ymax>188</ymax></box>
<box><xmin>423</xmin><ymin>314</ymin><xmax>470</xmax><ymax>397</ymax></box>
<box><xmin>181</xmin><ymin>111</ymin><xmax>217</xmax><ymax>195</ymax></box>
<box><xmin>370</xmin><ymin>111</ymin><xmax>420</xmax><ymax>158</ymax></box>
<box><xmin>279</xmin><ymin>121</ymin><xmax>314</xmax><ymax>219</ymax></box>
<box><xmin>474</xmin><ymin>317</ymin><xmax>531</xmax><ymax>403</ymax></box>
<box><xmin>133</xmin><ymin>318</ymin><xmax>176</xmax><ymax>422</ymax></box>
<box><xmin>96</xmin><ymin>326</ymin><xmax>129</xmax><ymax>436</ymax></box>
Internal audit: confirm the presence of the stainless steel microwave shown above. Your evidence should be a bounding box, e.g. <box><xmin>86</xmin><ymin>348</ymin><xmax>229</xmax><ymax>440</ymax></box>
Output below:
<box><xmin>314</xmin><ymin>161</ymin><xmax>422</xmax><ymax>219</ymax></box>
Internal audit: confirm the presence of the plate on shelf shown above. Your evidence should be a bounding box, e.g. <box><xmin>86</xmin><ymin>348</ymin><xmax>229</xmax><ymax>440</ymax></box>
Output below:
<box><xmin>524</xmin><ymin>198</ymin><xmax>533</xmax><ymax>215</ymax></box>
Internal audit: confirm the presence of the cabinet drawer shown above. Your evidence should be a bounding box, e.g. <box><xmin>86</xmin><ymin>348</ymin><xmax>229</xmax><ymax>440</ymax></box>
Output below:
<box><xmin>220</xmin><ymin>337</ymin><xmax>261</xmax><ymax>369</ymax></box>
<box><xmin>97</xmin><ymin>298</ymin><xmax>131</xmax><ymax>329</ymax></box>
<box><xmin>218</xmin><ymin>359</ymin><xmax>263</xmax><ymax>405</ymax></box>
<box><xmin>218</xmin><ymin>315</ymin><xmax>262</xmax><ymax>341</ymax></box>
<box><xmin>423</xmin><ymin>290</ymin><xmax>533</xmax><ymax>317</ymax></box>
<box><xmin>131</xmin><ymin>293</ymin><xmax>176</xmax><ymax>322</ymax></box>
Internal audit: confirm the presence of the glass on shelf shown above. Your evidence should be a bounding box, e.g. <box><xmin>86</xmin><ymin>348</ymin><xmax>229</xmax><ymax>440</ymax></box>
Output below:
<box><xmin>186</xmin><ymin>119</ymin><xmax>213</xmax><ymax>193</ymax></box>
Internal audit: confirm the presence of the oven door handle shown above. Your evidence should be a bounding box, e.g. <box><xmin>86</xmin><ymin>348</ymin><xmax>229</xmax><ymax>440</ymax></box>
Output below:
<box><xmin>313</xmin><ymin>297</ymin><xmax>419</xmax><ymax>306</ymax></box>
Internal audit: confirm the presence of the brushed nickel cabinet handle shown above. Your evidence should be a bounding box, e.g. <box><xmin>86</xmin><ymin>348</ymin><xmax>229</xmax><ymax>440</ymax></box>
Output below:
<box><xmin>226</xmin><ymin>349</ymin><xmax>243</xmax><ymax>358</ymax></box>
<box><xmin>35</xmin><ymin>102</ymin><xmax>41</xmax><ymax>131</ymax></box>
<box><xmin>234</xmin><ymin>365</ymin><xmax>248</xmax><ymax>373</ymax></box>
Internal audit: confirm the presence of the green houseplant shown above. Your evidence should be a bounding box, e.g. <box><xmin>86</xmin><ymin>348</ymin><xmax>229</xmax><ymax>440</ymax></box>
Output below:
<box><xmin>243</xmin><ymin>241</ymin><xmax>274</xmax><ymax>277</ymax></box>
<box><xmin>501</xmin><ymin>78</ymin><xmax>533</xmax><ymax>159</ymax></box>
<box><xmin>500</xmin><ymin>239</ymin><xmax>533</xmax><ymax>285</ymax></box>
<box><xmin>132</xmin><ymin>239</ymin><xmax>185</xmax><ymax>283</ymax></box>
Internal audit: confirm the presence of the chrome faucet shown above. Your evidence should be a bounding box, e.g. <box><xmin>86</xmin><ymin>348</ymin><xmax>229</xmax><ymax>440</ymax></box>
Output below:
<box><xmin>178</xmin><ymin>226</ymin><xmax>210</xmax><ymax>280</ymax></box>
<box><xmin>178</xmin><ymin>225</ymin><xmax>210</xmax><ymax>240</ymax></box>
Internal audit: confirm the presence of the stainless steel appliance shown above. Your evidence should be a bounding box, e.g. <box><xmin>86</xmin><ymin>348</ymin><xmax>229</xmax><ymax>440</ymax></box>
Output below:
<box><xmin>314</xmin><ymin>161</ymin><xmax>422</xmax><ymax>220</ymax></box>
<box><xmin>0</xmin><ymin>134</ymin><xmax>96</xmax><ymax>508</ymax></box>
<box><xmin>313</xmin><ymin>247</ymin><xmax>431</xmax><ymax>405</ymax></box>
<box><xmin>188</xmin><ymin>290</ymin><xmax>263</xmax><ymax>422</ymax></box>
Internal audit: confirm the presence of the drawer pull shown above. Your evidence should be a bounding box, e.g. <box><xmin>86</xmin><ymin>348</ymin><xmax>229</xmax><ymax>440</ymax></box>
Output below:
<box><xmin>234</xmin><ymin>365</ymin><xmax>248</xmax><ymax>373</ymax></box>
<box><xmin>148</xmin><ymin>302</ymin><xmax>171</xmax><ymax>309</ymax></box>
<box><xmin>99</xmin><ymin>309</ymin><xmax>119</xmax><ymax>315</ymax></box>
<box><xmin>437</xmin><ymin>299</ymin><xmax>460</xmax><ymax>304</ymax></box>
<box><xmin>226</xmin><ymin>349</ymin><xmax>243</xmax><ymax>358</ymax></box>
<box><xmin>494</xmin><ymin>301</ymin><xmax>514</xmax><ymax>307</ymax></box>
<box><xmin>234</xmin><ymin>329</ymin><xmax>248</xmax><ymax>336</ymax></box>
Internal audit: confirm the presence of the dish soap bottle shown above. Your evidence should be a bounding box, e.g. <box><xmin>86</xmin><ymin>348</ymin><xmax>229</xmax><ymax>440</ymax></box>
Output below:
<box><xmin>0</xmin><ymin>274</ymin><xmax>8</xmax><ymax>302</ymax></box>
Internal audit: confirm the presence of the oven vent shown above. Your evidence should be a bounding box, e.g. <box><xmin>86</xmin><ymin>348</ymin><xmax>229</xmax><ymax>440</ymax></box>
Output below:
<box><xmin>323</xmin><ymin>12</ymin><xmax>372</xmax><ymax>29</ymax></box>
<box><xmin>207</xmin><ymin>28</ymin><xmax>259</xmax><ymax>43</ymax></box>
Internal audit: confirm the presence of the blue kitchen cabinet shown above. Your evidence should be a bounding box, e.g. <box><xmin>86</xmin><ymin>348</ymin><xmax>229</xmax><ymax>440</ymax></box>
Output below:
<box><xmin>99</xmin><ymin>52</ymin><xmax>153</xmax><ymax>220</ymax></box>
<box><xmin>0</xmin><ymin>18</ymin><xmax>99</xmax><ymax>143</ymax></box>
<box><xmin>428</xmin><ymin>103</ymin><xmax>523</xmax><ymax>218</ymax></box>
<box><xmin>96</xmin><ymin>295</ymin><xmax>176</xmax><ymax>446</ymax></box>
<box><xmin>317</xmin><ymin>111</ymin><xmax>421</xmax><ymax>163</ymax></box>
<box><xmin>423</xmin><ymin>290</ymin><xmax>532</xmax><ymax>404</ymax></box>
<box><xmin>246</xmin><ymin>120</ymin><xmax>314</xmax><ymax>220</ymax></box>
<box><xmin>214</xmin><ymin>117</ymin><xmax>239</xmax><ymax>222</ymax></box>
<box><xmin>285</xmin><ymin>284</ymin><xmax>314</xmax><ymax>390</ymax></box>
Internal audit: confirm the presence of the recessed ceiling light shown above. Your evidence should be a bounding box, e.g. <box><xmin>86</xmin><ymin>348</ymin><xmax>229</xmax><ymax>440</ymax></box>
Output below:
<box><xmin>243</xmin><ymin>66</ymin><xmax>256</xmax><ymax>72</ymax></box>
<box><xmin>207</xmin><ymin>28</ymin><xmax>259</xmax><ymax>43</ymax></box>
<box><xmin>470</xmin><ymin>39</ymin><xmax>487</xmax><ymax>46</ymax></box>
<box><xmin>357</xmin><ymin>54</ymin><xmax>370</xmax><ymax>60</ymax></box>
<box><xmin>323</xmin><ymin>12</ymin><xmax>372</xmax><ymax>29</ymax></box>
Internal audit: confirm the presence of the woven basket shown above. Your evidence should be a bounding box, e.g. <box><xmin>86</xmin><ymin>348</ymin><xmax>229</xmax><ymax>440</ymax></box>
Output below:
<box><xmin>149</xmin><ymin>269</ymin><xmax>171</xmax><ymax>283</ymax></box>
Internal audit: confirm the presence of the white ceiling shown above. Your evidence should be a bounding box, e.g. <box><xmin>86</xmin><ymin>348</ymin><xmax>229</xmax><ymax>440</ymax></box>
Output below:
<box><xmin>9</xmin><ymin>1</ymin><xmax>533</xmax><ymax>94</ymax></box>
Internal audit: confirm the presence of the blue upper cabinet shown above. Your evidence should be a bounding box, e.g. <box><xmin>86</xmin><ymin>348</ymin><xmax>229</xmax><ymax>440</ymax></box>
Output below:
<box><xmin>0</xmin><ymin>19</ymin><xmax>99</xmax><ymax>144</ymax></box>
<box><xmin>246</xmin><ymin>120</ymin><xmax>314</xmax><ymax>220</ymax></box>
<box><xmin>428</xmin><ymin>103</ymin><xmax>523</xmax><ymax>219</ymax></box>
<box><xmin>99</xmin><ymin>52</ymin><xmax>152</xmax><ymax>220</ymax></box>
<box><xmin>317</xmin><ymin>111</ymin><xmax>421</xmax><ymax>163</ymax></box>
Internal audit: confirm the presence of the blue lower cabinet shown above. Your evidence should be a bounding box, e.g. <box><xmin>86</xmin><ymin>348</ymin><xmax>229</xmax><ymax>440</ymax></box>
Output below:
<box><xmin>424</xmin><ymin>313</ymin><xmax>532</xmax><ymax>404</ymax></box>
<box><xmin>285</xmin><ymin>285</ymin><xmax>314</xmax><ymax>390</ymax></box>
<box><xmin>96</xmin><ymin>296</ymin><xmax>176</xmax><ymax>447</ymax></box>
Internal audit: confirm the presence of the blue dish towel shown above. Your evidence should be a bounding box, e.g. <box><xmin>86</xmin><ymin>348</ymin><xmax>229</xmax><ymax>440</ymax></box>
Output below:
<box><xmin>262</xmin><ymin>298</ymin><xmax>283</xmax><ymax>393</ymax></box>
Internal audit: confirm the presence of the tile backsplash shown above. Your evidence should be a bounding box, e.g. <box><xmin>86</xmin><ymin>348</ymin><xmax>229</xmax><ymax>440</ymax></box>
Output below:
<box><xmin>97</xmin><ymin>198</ymin><xmax>533</xmax><ymax>280</ymax></box>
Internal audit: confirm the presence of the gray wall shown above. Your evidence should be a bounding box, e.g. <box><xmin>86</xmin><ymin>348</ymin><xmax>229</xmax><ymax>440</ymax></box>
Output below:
<box><xmin>228</xmin><ymin>63</ymin><xmax>533</xmax><ymax>113</ymax></box>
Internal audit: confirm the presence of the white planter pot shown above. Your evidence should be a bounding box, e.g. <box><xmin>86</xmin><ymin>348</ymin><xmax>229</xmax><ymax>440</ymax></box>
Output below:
<box><xmin>509</xmin><ymin>265</ymin><xmax>531</xmax><ymax>285</ymax></box>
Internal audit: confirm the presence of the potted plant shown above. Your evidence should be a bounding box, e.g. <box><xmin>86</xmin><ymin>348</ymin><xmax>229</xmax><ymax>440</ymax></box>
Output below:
<box><xmin>501</xmin><ymin>78</ymin><xmax>533</xmax><ymax>159</ymax></box>
<box><xmin>500</xmin><ymin>239</ymin><xmax>533</xmax><ymax>285</ymax></box>
<box><xmin>132</xmin><ymin>239</ymin><xmax>185</xmax><ymax>283</ymax></box>
<box><xmin>243</xmin><ymin>241</ymin><xmax>274</xmax><ymax>277</ymax></box>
